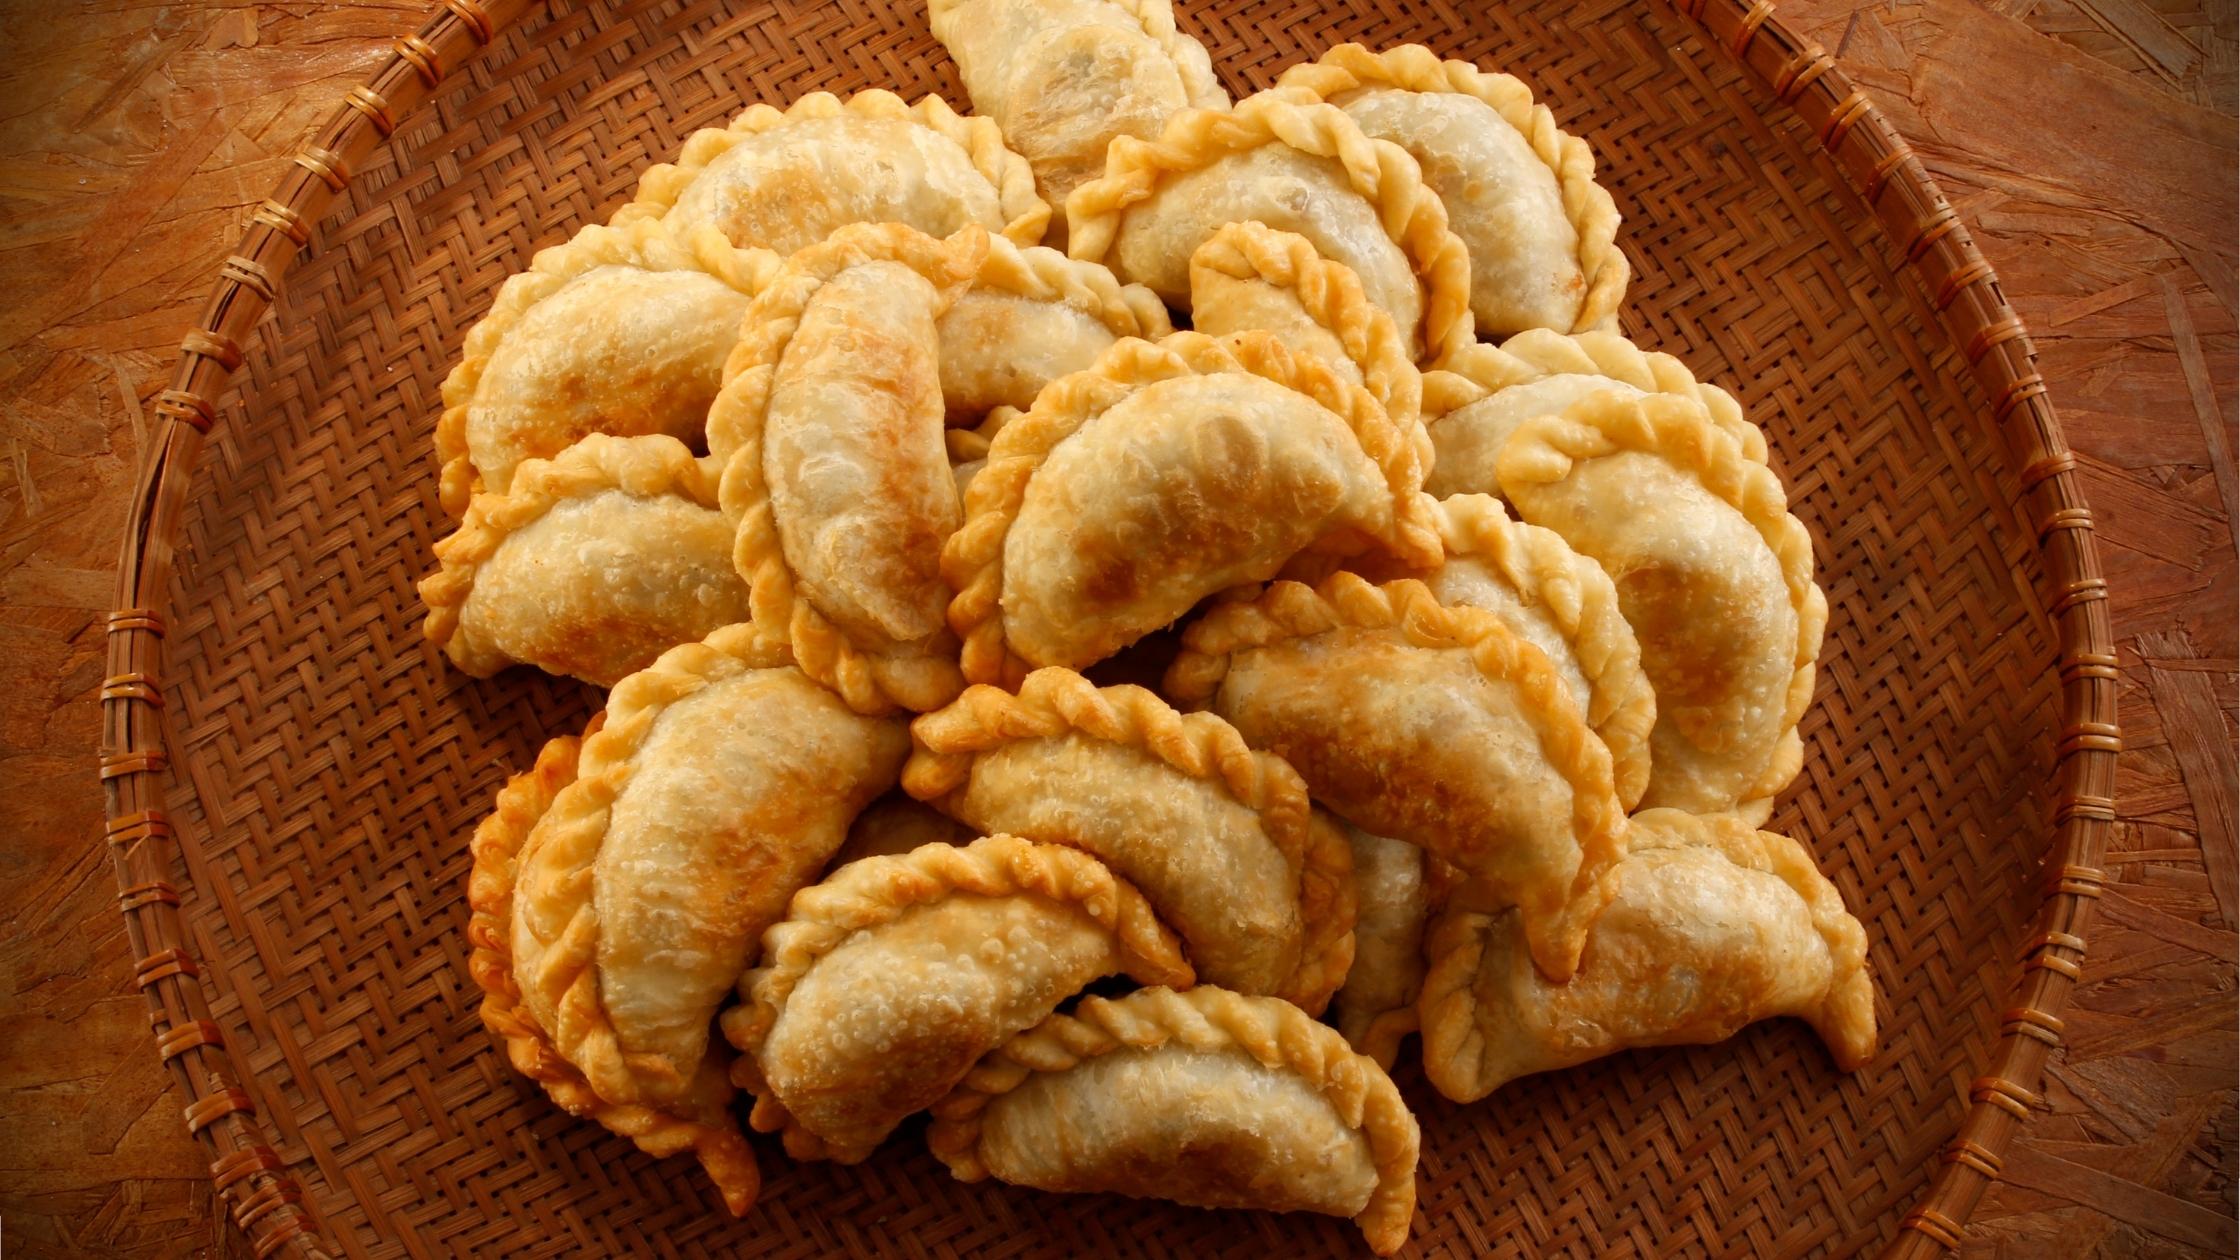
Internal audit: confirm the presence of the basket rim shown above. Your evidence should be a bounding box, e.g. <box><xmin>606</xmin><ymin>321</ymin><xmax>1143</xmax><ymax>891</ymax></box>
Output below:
<box><xmin>97</xmin><ymin>1</ymin><xmax>2121</xmax><ymax>1256</ymax></box>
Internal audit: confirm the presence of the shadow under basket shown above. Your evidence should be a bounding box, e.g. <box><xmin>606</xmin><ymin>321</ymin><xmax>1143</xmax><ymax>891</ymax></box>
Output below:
<box><xmin>101</xmin><ymin>0</ymin><xmax>2119</xmax><ymax>1256</ymax></box>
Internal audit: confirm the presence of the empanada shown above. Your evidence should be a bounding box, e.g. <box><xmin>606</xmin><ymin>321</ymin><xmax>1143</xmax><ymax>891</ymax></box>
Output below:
<box><xmin>1066</xmin><ymin>91</ymin><xmax>1473</xmax><ymax>364</ymax></box>
<box><xmin>928</xmin><ymin>986</ymin><xmax>1420</xmax><ymax>1256</ymax></box>
<box><xmin>724</xmin><ymin>835</ymin><xmax>1192</xmax><ymax>1163</ymax></box>
<box><xmin>930</xmin><ymin>0</ymin><xmax>1227</xmax><ymax>245</ymax></box>
<box><xmin>944</xmin><ymin>330</ymin><xmax>1441</xmax><ymax>684</ymax></box>
<box><xmin>706</xmin><ymin>223</ymin><xmax>986</xmax><ymax>713</ymax></box>
<box><xmin>939</xmin><ymin>232</ymin><xmax>1174</xmax><ymax>421</ymax></box>
<box><xmin>613</xmin><ymin>89</ymin><xmax>1048</xmax><ymax>253</ymax></box>
<box><xmin>466</xmin><ymin>734</ymin><xmax>760</xmax><ymax>1215</ymax></box>
<box><xmin>419</xmin><ymin>434</ymin><xmax>751</xmax><ymax>687</ymax></box>
<box><xmin>1167</xmin><ymin>573</ymin><xmax>1626</xmax><ymax>981</ymax></box>
<box><xmin>1187</xmin><ymin>221</ymin><xmax>1421</xmax><ymax>421</ymax></box>
<box><xmin>1273</xmin><ymin>44</ymin><xmax>1626</xmax><ymax>338</ymax></box>
<box><xmin>1498</xmin><ymin>390</ymin><xmax>1825</xmax><ymax>821</ymax></box>
<box><xmin>902</xmin><ymin>667</ymin><xmax>1356</xmax><ymax>1008</ymax></box>
<box><xmin>431</xmin><ymin>219</ymin><xmax>778</xmax><ymax>517</ymax></box>
<box><xmin>1328</xmin><ymin>823</ymin><xmax>1426</xmax><ymax>1069</ymax></box>
<box><xmin>507</xmin><ymin>625</ymin><xmax>908</xmax><ymax>1108</ymax></box>
<box><xmin>828</xmin><ymin>793</ymin><xmax>977</xmax><ymax>869</ymax></box>
<box><xmin>1422</xmin><ymin>329</ymin><xmax>1765</xmax><ymax>500</ymax></box>
<box><xmin>1418</xmin><ymin>808</ymin><xmax>1877</xmax><ymax>1101</ymax></box>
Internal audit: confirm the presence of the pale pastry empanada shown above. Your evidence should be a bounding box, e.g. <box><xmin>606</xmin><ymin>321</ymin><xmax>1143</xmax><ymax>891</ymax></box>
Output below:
<box><xmin>508</xmin><ymin>625</ymin><xmax>909</xmax><ymax>1108</ymax></box>
<box><xmin>706</xmin><ymin>223</ymin><xmax>987</xmax><ymax>714</ymax></box>
<box><xmin>1273</xmin><ymin>44</ymin><xmax>1626</xmax><ymax>338</ymax></box>
<box><xmin>945</xmin><ymin>405</ymin><xmax>1021</xmax><ymax>502</ymax></box>
<box><xmin>940</xmin><ymin>232</ymin><xmax>1174</xmax><ymax>421</ymax></box>
<box><xmin>466</xmin><ymin>733</ymin><xmax>761</xmax><ymax>1216</ymax></box>
<box><xmin>1329</xmin><ymin>823</ymin><xmax>1426</xmax><ymax>1069</ymax></box>
<box><xmin>613</xmin><ymin>90</ymin><xmax>1048</xmax><ymax>252</ymax></box>
<box><xmin>1066</xmin><ymin>91</ymin><xmax>1474</xmax><ymax>364</ymax></box>
<box><xmin>928</xmin><ymin>986</ymin><xmax>1421</xmax><ymax>1256</ymax></box>
<box><xmin>418</xmin><ymin>434</ymin><xmax>751</xmax><ymax>687</ymax></box>
<box><xmin>944</xmin><ymin>330</ymin><xmax>1441</xmax><ymax>684</ymax></box>
<box><xmin>930</xmin><ymin>0</ymin><xmax>1227</xmax><ymax>246</ymax></box>
<box><xmin>431</xmin><ymin>219</ymin><xmax>778</xmax><ymax>517</ymax></box>
<box><xmin>1422</xmin><ymin>329</ymin><xmax>1766</xmax><ymax>500</ymax></box>
<box><xmin>1187</xmin><ymin>221</ymin><xmax>1421</xmax><ymax>422</ymax></box>
<box><xmin>1499</xmin><ymin>390</ymin><xmax>1825</xmax><ymax>821</ymax></box>
<box><xmin>1166</xmin><ymin>573</ymin><xmax>1626</xmax><ymax>981</ymax></box>
<box><xmin>902</xmin><ymin>667</ymin><xmax>1356</xmax><ymax>1009</ymax></box>
<box><xmin>724</xmin><ymin>835</ymin><xmax>1192</xmax><ymax>1163</ymax></box>
<box><xmin>1418</xmin><ymin>808</ymin><xmax>1877</xmax><ymax>1101</ymax></box>
<box><xmin>827</xmin><ymin>793</ymin><xmax>977</xmax><ymax>869</ymax></box>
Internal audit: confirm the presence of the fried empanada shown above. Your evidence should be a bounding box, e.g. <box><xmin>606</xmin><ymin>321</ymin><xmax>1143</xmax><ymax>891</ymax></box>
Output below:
<box><xmin>1067</xmin><ymin>91</ymin><xmax>1473</xmax><ymax>364</ymax></box>
<box><xmin>940</xmin><ymin>233</ymin><xmax>1173</xmax><ymax>421</ymax></box>
<box><xmin>507</xmin><ymin>625</ymin><xmax>908</xmax><ymax>1108</ymax></box>
<box><xmin>466</xmin><ymin>733</ymin><xmax>761</xmax><ymax>1216</ymax></box>
<box><xmin>1418</xmin><ymin>808</ymin><xmax>1877</xmax><ymax>1101</ymax></box>
<box><xmin>613</xmin><ymin>90</ymin><xmax>1048</xmax><ymax>253</ymax></box>
<box><xmin>1329</xmin><ymin>823</ymin><xmax>1426</xmax><ymax>1069</ymax></box>
<box><xmin>944</xmin><ymin>330</ymin><xmax>1440</xmax><ymax>683</ymax></box>
<box><xmin>431</xmin><ymin>220</ymin><xmax>778</xmax><ymax>517</ymax></box>
<box><xmin>1273</xmin><ymin>44</ymin><xmax>1625</xmax><ymax>338</ymax></box>
<box><xmin>724</xmin><ymin>835</ymin><xmax>1192</xmax><ymax>1163</ymax></box>
<box><xmin>930</xmin><ymin>0</ymin><xmax>1226</xmax><ymax>246</ymax></box>
<box><xmin>828</xmin><ymin>793</ymin><xmax>977</xmax><ymax>869</ymax></box>
<box><xmin>1167</xmin><ymin>573</ymin><xmax>1626</xmax><ymax>981</ymax></box>
<box><xmin>928</xmin><ymin>986</ymin><xmax>1420</xmax><ymax>1255</ymax></box>
<box><xmin>706</xmin><ymin>223</ymin><xmax>986</xmax><ymax>713</ymax></box>
<box><xmin>1499</xmin><ymin>390</ymin><xmax>1825</xmax><ymax>820</ymax></box>
<box><xmin>1422</xmin><ymin>329</ymin><xmax>1765</xmax><ymax>500</ymax></box>
<box><xmin>418</xmin><ymin>434</ymin><xmax>751</xmax><ymax>686</ymax></box>
<box><xmin>903</xmin><ymin>667</ymin><xmax>1355</xmax><ymax>1008</ymax></box>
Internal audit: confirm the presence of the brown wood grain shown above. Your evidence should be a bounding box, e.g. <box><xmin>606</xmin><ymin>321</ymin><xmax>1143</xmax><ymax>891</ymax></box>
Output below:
<box><xmin>0</xmin><ymin>2</ymin><xmax>2230</xmax><ymax>1257</ymax></box>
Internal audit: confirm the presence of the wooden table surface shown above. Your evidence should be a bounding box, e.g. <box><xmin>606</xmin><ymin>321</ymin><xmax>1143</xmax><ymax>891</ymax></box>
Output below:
<box><xmin>0</xmin><ymin>2</ymin><xmax>2230</xmax><ymax>1256</ymax></box>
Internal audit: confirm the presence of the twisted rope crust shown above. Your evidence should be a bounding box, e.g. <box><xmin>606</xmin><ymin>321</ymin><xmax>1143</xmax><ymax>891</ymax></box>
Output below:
<box><xmin>1497</xmin><ymin>391</ymin><xmax>1827</xmax><ymax>810</ymax></box>
<box><xmin>610</xmin><ymin>89</ymin><xmax>1050</xmax><ymax>246</ymax></box>
<box><xmin>508</xmin><ymin>623</ymin><xmax>796</xmax><ymax>1105</ymax></box>
<box><xmin>1064</xmin><ymin>93</ymin><xmax>1475</xmax><ymax>366</ymax></box>
<box><xmin>1103</xmin><ymin>0</ymin><xmax>1229</xmax><ymax>108</ymax></box>
<box><xmin>968</xmin><ymin>231</ymin><xmax>1176</xmax><ymax>342</ymax></box>
<box><xmin>465</xmin><ymin>733</ymin><xmax>760</xmax><ymax>1216</ymax></box>
<box><xmin>432</xmin><ymin>218</ymin><xmax>779</xmax><ymax>518</ymax></box>
<box><xmin>1424</xmin><ymin>328</ymin><xmax>1767</xmax><ymax>464</ymax></box>
<box><xmin>1187</xmin><ymin>221</ymin><xmax>1426</xmax><ymax>434</ymax></box>
<box><xmin>722</xmin><ymin>834</ymin><xmax>1194</xmax><ymax>1158</ymax></box>
<box><xmin>1289</xmin><ymin>809</ymin><xmax>1361</xmax><ymax>1016</ymax></box>
<box><xmin>417</xmin><ymin>433</ymin><xmax>723</xmax><ymax>677</ymax></box>
<box><xmin>927</xmin><ymin>985</ymin><xmax>1420</xmax><ymax>1256</ymax></box>
<box><xmin>705</xmin><ymin>223</ymin><xmax>988</xmax><ymax>715</ymax></box>
<box><xmin>941</xmin><ymin>330</ymin><xmax>1442</xmax><ymax>687</ymax></box>
<box><xmin>1273</xmin><ymin>43</ymin><xmax>1627</xmax><ymax>338</ymax></box>
<box><xmin>944</xmin><ymin>405</ymin><xmax>1022</xmax><ymax>465</ymax></box>
<box><xmin>1430</xmin><ymin>493</ymin><xmax>1656</xmax><ymax>810</ymax></box>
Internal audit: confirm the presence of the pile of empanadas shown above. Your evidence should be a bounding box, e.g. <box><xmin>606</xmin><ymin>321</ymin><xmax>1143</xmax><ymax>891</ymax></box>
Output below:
<box><xmin>433</xmin><ymin>7</ymin><xmax>1877</xmax><ymax>1253</ymax></box>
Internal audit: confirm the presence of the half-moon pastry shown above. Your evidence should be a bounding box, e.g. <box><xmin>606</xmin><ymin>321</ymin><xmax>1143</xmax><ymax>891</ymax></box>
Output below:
<box><xmin>1328</xmin><ymin>823</ymin><xmax>1427</xmax><ymax>1069</ymax></box>
<box><xmin>827</xmin><ymin>793</ymin><xmax>978</xmax><ymax>870</ymax></box>
<box><xmin>939</xmin><ymin>232</ymin><xmax>1174</xmax><ymax>421</ymax></box>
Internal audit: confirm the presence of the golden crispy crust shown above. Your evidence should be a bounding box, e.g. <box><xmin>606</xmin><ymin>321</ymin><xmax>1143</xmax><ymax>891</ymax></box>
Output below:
<box><xmin>1273</xmin><ymin>43</ymin><xmax>1626</xmax><ymax>338</ymax></box>
<box><xmin>1291</xmin><ymin>809</ymin><xmax>1362</xmax><ymax>1017</ymax></box>
<box><xmin>970</xmin><ymin>219</ymin><xmax>1177</xmax><ymax>338</ymax></box>
<box><xmin>942</xmin><ymin>330</ymin><xmax>1441</xmax><ymax>686</ymax></box>
<box><xmin>465</xmin><ymin>733</ymin><xmax>760</xmax><ymax>1216</ymax></box>
<box><xmin>611</xmin><ymin>89</ymin><xmax>1049</xmax><ymax>245</ymax></box>
<box><xmin>1065</xmin><ymin>93</ymin><xmax>1473</xmax><ymax>365</ymax></box>
<box><xmin>928</xmin><ymin>985</ymin><xmax>1420</xmax><ymax>1256</ymax></box>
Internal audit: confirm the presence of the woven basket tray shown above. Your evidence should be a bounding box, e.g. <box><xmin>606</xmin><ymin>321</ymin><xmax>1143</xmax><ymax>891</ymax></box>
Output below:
<box><xmin>102</xmin><ymin>0</ymin><xmax>2119</xmax><ymax>1255</ymax></box>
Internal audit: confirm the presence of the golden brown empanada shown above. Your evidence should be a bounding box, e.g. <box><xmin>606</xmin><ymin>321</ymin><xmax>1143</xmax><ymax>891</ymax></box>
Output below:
<box><xmin>418</xmin><ymin>434</ymin><xmax>751</xmax><ymax>686</ymax></box>
<box><xmin>828</xmin><ymin>793</ymin><xmax>977</xmax><ymax>869</ymax></box>
<box><xmin>1187</xmin><ymin>221</ymin><xmax>1421</xmax><ymax>421</ymax></box>
<box><xmin>724</xmin><ymin>835</ymin><xmax>1192</xmax><ymax>1163</ymax></box>
<box><xmin>1329</xmin><ymin>823</ymin><xmax>1426</xmax><ymax>1069</ymax></box>
<box><xmin>507</xmin><ymin>625</ymin><xmax>908</xmax><ymax>1109</ymax></box>
<box><xmin>1422</xmin><ymin>329</ymin><xmax>1765</xmax><ymax>500</ymax></box>
<box><xmin>928</xmin><ymin>986</ymin><xmax>1420</xmax><ymax>1255</ymax></box>
<box><xmin>1499</xmin><ymin>390</ymin><xmax>1825</xmax><ymax>821</ymax></box>
<box><xmin>466</xmin><ymin>733</ymin><xmax>761</xmax><ymax>1216</ymax></box>
<box><xmin>1066</xmin><ymin>91</ymin><xmax>1473</xmax><ymax>364</ymax></box>
<box><xmin>930</xmin><ymin>0</ymin><xmax>1227</xmax><ymax>246</ymax></box>
<box><xmin>1167</xmin><ymin>573</ymin><xmax>1626</xmax><ymax>981</ymax></box>
<box><xmin>431</xmin><ymin>219</ymin><xmax>778</xmax><ymax>517</ymax></box>
<box><xmin>944</xmin><ymin>330</ymin><xmax>1441</xmax><ymax>683</ymax></box>
<box><xmin>613</xmin><ymin>90</ymin><xmax>1048</xmax><ymax>252</ymax></box>
<box><xmin>705</xmin><ymin>223</ymin><xmax>986</xmax><ymax>714</ymax></box>
<box><xmin>1273</xmin><ymin>44</ymin><xmax>1626</xmax><ymax>338</ymax></box>
<box><xmin>940</xmin><ymin>232</ymin><xmax>1174</xmax><ymax>421</ymax></box>
<box><xmin>902</xmin><ymin>667</ymin><xmax>1356</xmax><ymax>1008</ymax></box>
<box><xmin>1418</xmin><ymin>808</ymin><xmax>1877</xmax><ymax>1101</ymax></box>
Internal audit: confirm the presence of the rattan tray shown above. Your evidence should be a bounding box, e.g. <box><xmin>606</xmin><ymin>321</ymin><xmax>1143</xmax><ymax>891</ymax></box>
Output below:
<box><xmin>101</xmin><ymin>1</ymin><xmax>2118</xmax><ymax>1255</ymax></box>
